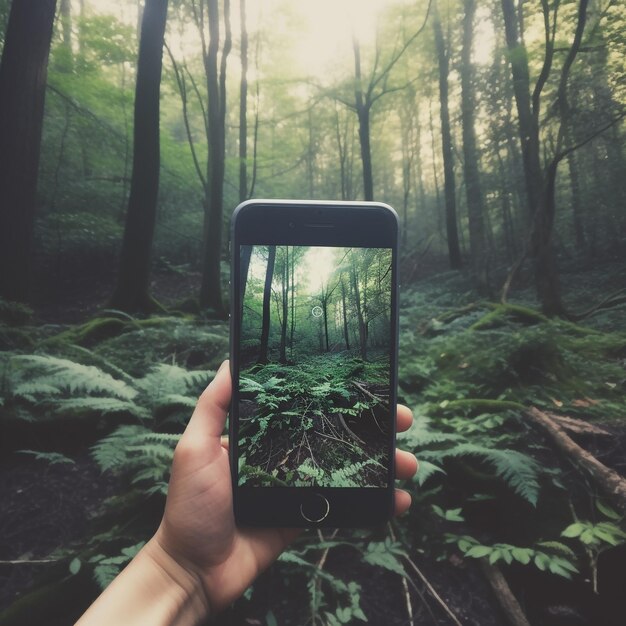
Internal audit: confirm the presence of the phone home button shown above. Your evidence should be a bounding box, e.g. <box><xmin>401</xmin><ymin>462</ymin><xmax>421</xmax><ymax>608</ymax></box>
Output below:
<box><xmin>299</xmin><ymin>493</ymin><xmax>330</xmax><ymax>523</ymax></box>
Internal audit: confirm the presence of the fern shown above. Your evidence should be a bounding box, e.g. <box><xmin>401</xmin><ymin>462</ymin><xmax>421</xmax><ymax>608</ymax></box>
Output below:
<box><xmin>18</xmin><ymin>450</ymin><xmax>75</xmax><ymax>465</ymax></box>
<box><xmin>91</xmin><ymin>425</ymin><xmax>179</xmax><ymax>488</ymax></box>
<box><xmin>420</xmin><ymin>443</ymin><xmax>541</xmax><ymax>505</ymax></box>
<box><xmin>51</xmin><ymin>397</ymin><xmax>150</xmax><ymax>419</ymax></box>
<box><xmin>7</xmin><ymin>354</ymin><xmax>137</xmax><ymax>401</ymax></box>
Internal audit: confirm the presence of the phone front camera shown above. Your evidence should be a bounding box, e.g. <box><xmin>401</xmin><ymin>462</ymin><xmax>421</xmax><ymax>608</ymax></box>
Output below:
<box><xmin>288</xmin><ymin>221</ymin><xmax>296</xmax><ymax>229</ymax></box>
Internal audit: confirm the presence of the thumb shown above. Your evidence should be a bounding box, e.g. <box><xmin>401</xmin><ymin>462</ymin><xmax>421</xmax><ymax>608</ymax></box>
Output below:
<box><xmin>180</xmin><ymin>360</ymin><xmax>231</xmax><ymax>449</ymax></box>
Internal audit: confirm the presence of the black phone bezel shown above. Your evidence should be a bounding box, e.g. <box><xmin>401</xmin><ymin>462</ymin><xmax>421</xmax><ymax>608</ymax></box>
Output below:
<box><xmin>229</xmin><ymin>200</ymin><xmax>399</xmax><ymax>527</ymax></box>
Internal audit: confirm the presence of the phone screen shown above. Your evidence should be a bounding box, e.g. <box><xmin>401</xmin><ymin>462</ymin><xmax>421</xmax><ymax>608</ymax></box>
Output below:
<box><xmin>237</xmin><ymin>244</ymin><xmax>393</xmax><ymax>489</ymax></box>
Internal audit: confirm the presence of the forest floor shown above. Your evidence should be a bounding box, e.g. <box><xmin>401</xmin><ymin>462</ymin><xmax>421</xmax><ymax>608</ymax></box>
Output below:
<box><xmin>1</xmin><ymin>256</ymin><xmax>625</xmax><ymax>625</ymax></box>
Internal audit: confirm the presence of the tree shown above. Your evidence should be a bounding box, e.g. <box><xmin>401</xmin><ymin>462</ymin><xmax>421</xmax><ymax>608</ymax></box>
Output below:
<box><xmin>238</xmin><ymin>0</ymin><xmax>248</xmax><ymax>202</ymax></box>
<box><xmin>258</xmin><ymin>245</ymin><xmax>276</xmax><ymax>364</ymax></box>
<box><xmin>199</xmin><ymin>0</ymin><xmax>231</xmax><ymax>314</ymax></box>
<box><xmin>331</xmin><ymin>2</ymin><xmax>433</xmax><ymax>201</ymax></box>
<box><xmin>461</xmin><ymin>0</ymin><xmax>488</xmax><ymax>290</ymax></box>
<box><xmin>171</xmin><ymin>0</ymin><xmax>232</xmax><ymax>315</ymax></box>
<box><xmin>500</xmin><ymin>0</ymin><xmax>602</xmax><ymax>315</ymax></box>
<box><xmin>433</xmin><ymin>2</ymin><xmax>462</xmax><ymax>269</ymax></box>
<box><xmin>111</xmin><ymin>0</ymin><xmax>168</xmax><ymax>313</ymax></box>
<box><xmin>0</xmin><ymin>0</ymin><xmax>57</xmax><ymax>302</ymax></box>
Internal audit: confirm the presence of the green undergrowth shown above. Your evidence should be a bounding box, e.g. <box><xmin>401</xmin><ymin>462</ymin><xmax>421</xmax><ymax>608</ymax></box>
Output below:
<box><xmin>1</xmin><ymin>267</ymin><xmax>625</xmax><ymax>625</ymax></box>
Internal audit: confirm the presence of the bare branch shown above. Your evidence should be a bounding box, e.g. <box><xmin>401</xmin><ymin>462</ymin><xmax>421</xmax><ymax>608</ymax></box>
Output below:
<box><xmin>165</xmin><ymin>42</ymin><xmax>207</xmax><ymax>191</ymax></box>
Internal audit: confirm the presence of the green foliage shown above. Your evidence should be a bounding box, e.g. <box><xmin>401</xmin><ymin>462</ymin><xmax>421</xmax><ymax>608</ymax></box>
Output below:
<box><xmin>18</xmin><ymin>450</ymin><xmax>75</xmax><ymax>465</ymax></box>
<box><xmin>400</xmin><ymin>412</ymin><xmax>542</xmax><ymax>505</ymax></box>
<box><xmin>447</xmin><ymin>534</ymin><xmax>579</xmax><ymax>578</ymax></box>
<box><xmin>88</xmin><ymin>542</ymin><xmax>146</xmax><ymax>590</ymax></box>
<box><xmin>91</xmin><ymin>426</ymin><xmax>179</xmax><ymax>494</ymax></box>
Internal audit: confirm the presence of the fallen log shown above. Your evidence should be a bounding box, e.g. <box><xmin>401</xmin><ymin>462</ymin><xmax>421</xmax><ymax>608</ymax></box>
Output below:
<box><xmin>526</xmin><ymin>406</ymin><xmax>626</xmax><ymax>513</ymax></box>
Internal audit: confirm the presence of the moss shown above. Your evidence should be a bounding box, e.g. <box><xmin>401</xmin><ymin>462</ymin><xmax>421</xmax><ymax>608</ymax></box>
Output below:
<box><xmin>470</xmin><ymin>303</ymin><xmax>549</xmax><ymax>331</ymax></box>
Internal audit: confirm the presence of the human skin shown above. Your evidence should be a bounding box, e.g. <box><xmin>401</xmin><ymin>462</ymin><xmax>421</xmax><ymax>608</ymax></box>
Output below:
<box><xmin>76</xmin><ymin>361</ymin><xmax>418</xmax><ymax>625</ymax></box>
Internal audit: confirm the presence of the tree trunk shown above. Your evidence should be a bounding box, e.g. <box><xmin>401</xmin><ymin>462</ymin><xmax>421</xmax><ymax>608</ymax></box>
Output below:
<box><xmin>258</xmin><ymin>246</ymin><xmax>276</xmax><ymax>364</ymax></box>
<box><xmin>238</xmin><ymin>0</ymin><xmax>248</xmax><ymax>202</ymax></box>
<box><xmin>341</xmin><ymin>277</ymin><xmax>350</xmax><ymax>350</ymax></box>
<box><xmin>200</xmin><ymin>0</ymin><xmax>231</xmax><ymax>315</ymax></box>
<box><xmin>59</xmin><ymin>0</ymin><xmax>72</xmax><ymax>70</ymax></box>
<box><xmin>352</xmin><ymin>36</ymin><xmax>374</xmax><ymax>201</ymax></box>
<box><xmin>433</xmin><ymin>7</ymin><xmax>462</xmax><ymax>270</ymax></box>
<box><xmin>461</xmin><ymin>0</ymin><xmax>487</xmax><ymax>290</ymax></box>
<box><xmin>111</xmin><ymin>0</ymin><xmax>168</xmax><ymax>313</ymax></box>
<box><xmin>0</xmin><ymin>0</ymin><xmax>57</xmax><ymax>302</ymax></box>
<box><xmin>526</xmin><ymin>407</ymin><xmax>626</xmax><ymax>513</ymax></box>
<box><xmin>290</xmin><ymin>246</ymin><xmax>295</xmax><ymax>358</ymax></box>
<box><xmin>239</xmin><ymin>244</ymin><xmax>252</xmax><ymax>323</ymax></box>
<box><xmin>279</xmin><ymin>248</ymin><xmax>288</xmax><ymax>363</ymax></box>
<box><xmin>565</xmin><ymin>124</ymin><xmax>585</xmax><ymax>249</ymax></box>
<box><xmin>352</xmin><ymin>266</ymin><xmax>367</xmax><ymax>360</ymax></box>
<box><xmin>500</xmin><ymin>0</ymin><xmax>543</xmax><ymax>216</ymax></box>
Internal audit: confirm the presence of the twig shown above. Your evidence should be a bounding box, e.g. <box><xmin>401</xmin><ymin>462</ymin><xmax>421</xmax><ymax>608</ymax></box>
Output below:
<box><xmin>387</xmin><ymin>525</ymin><xmax>415</xmax><ymax>626</ymax></box>
<box><xmin>352</xmin><ymin>380</ymin><xmax>388</xmax><ymax>407</ymax></box>
<box><xmin>0</xmin><ymin>558</ymin><xmax>59</xmax><ymax>564</ymax></box>
<box><xmin>403</xmin><ymin>555</ymin><xmax>463</xmax><ymax>626</ymax></box>
<box><xmin>311</xmin><ymin>529</ymin><xmax>339</xmax><ymax>625</ymax></box>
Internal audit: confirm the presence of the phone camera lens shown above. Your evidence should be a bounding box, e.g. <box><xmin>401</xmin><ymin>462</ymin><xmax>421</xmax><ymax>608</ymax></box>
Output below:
<box><xmin>288</xmin><ymin>221</ymin><xmax>295</xmax><ymax>229</ymax></box>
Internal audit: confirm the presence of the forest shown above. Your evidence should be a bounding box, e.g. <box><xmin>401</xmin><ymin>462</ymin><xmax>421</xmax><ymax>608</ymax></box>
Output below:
<box><xmin>237</xmin><ymin>246</ymin><xmax>392</xmax><ymax>488</ymax></box>
<box><xmin>0</xmin><ymin>0</ymin><xmax>625</xmax><ymax>625</ymax></box>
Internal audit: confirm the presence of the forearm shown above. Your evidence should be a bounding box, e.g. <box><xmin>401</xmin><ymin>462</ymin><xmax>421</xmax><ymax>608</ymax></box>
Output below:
<box><xmin>76</xmin><ymin>538</ymin><xmax>210</xmax><ymax>626</ymax></box>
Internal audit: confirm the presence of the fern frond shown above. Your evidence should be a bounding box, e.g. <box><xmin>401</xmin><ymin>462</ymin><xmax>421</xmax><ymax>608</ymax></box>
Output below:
<box><xmin>398</xmin><ymin>412</ymin><xmax>461</xmax><ymax>449</ymax></box>
<box><xmin>136</xmin><ymin>364</ymin><xmax>211</xmax><ymax>398</ymax></box>
<box><xmin>51</xmin><ymin>397</ymin><xmax>150</xmax><ymax>419</ymax></box>
<box><xmin>420</xmin><ymin>443</ymin><xmax>541</xmax><ymax>505</ymax></box>
<box><xmin>9</xmin><ymin>355</ymin><xmax>136</xmax><ymax>401</ymax></box>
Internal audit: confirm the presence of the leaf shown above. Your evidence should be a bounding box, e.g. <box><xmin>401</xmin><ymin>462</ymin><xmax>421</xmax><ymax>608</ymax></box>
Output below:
<box><xmin>488</xmin><ymin>549</ymin><xmax>501</xmax><ymax>564</ymax></box>
<box><xmin>511</xmin><ymin>548</ymin><xmax>532</xmax><ymax>565</ymax></box>
<box><xmin>18</xmin><ymin>450</ymin><xmax>76</xmax><ymax>465</ymax></box>
<box><xmin>561</xmin><ymin>523</ymin><xmax>584</xmax><ymax>538</ymax></box>
<box><xmin>534</xmin><ymin>553</ymin><xmax>549</xmax><ymax>571</ymax></box>
<box><xmin>596</xmin><ymin>500</ymin><xmax>621</xmax><ymax>521</ymax></box>
<box><xmin>363</xmin><ymin>542</ymin><xmax>406</xmax><ymax>576</ymax></box>
<box><xmin>412</xmin><ymin>460</ymin><xmax>445</xmax><ymax>486</ymax></box>
<box><xmin>265</xmin><ymin>610</ymin><xmax>278</xmax><ymax>626</ymax></box>
<box><xmin>465</xmin><ymin>545</ymin><xmax>491</xmax><ymax>558</ymax></box>
<box><xmin>69</xmin><ymin>558</ymin><xmax>81</xmax><ymax>575</ymax></box>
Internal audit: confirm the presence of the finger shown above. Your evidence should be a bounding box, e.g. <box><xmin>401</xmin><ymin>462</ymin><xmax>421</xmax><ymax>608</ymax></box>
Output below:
<box><xmin>394</xmin><ymin>489</ymin><xmax>412</xmax><ymax>516</ymax></box>
<box><xmin>221</xmin><ymin>436</ymin><xmax>229</xmax><ymax>450</ymax></box>
<box><xmin>395</xmin><ymin>449</ymin><xmax>418</xmax><ymax>480</ymax></box>
<box><xmin>396</xmin><ymin>404</ymin><xmax>413</xmax><ymax>433</ymax></box>
<box><xmin>181</xmin><ymin>360</ymin><xmax>231</xmax><ymax>447</ymax></box>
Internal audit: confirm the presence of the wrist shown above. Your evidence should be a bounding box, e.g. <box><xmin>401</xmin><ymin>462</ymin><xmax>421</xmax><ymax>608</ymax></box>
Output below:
<box><xmin>142</xmin><ymin>537</ymin><xmax>211</xmax><ymax>624</ymax></box>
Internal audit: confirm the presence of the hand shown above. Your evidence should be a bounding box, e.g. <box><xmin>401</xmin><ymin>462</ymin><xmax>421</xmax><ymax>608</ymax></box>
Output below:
<box><xmin>151</xmin><ymin>360</ymin><xmax>418</xmax><ymax>615</ymax></box>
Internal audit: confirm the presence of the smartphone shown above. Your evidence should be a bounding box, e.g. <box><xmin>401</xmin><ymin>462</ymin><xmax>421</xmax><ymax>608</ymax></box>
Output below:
<box><xmin>230</xmin><ymin>200</ymin><xmax>398</xmax><ymax>527</ymax></box>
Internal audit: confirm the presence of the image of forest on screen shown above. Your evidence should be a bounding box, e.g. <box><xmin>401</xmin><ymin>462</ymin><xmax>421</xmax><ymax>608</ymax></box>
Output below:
<box><xmin>237</xmin><ymin>245</ymin><xmax>392</xmax><ymax>488</ymax></box>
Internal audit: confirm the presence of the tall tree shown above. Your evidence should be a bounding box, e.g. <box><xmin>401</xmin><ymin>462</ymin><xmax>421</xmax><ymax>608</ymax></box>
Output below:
<box><xmin>258</xmin><ymin>246</ymin><xmax>276</xmax><ymax>364</ymax></box>
<box><xmin>200</xmin><ymin>0</ymin><xmax>232</xmax><ymax>314</ymax></box>
<box><xmin>238</xmin><ymin>0</ymin><xmax>248</xmax><ymax>202</ymax></box>
<box><xmin>332</xmin><ymin>2</ymin><xmax>432</xmax><ymax>201</ymax></box>
<box><xmin>111</xmin><ymin>0</ymin><xmax>168</xmax><ymax>312</ymax></box>
<box><xmin>460</xmin><ymin>0</ymin><xmax>487</xmax><ymax>289</ymax></box>
<box><xmin>0</xmin><ymin>0</ymin><xmax>57</xmax><ymax>302</ymax></box>
<box><xmin>500</xmin><ymin>0</ymin><xmax>596</xmax><ymax>315</ymax></box>
<box><xmin>433</xmin><ymin>2</ymin><xmax>462</xmax><ymax>269</ymax></box>
<box><xmin>279</xmin><ymin>247</ymin><xmax>289</xmax><ymax>364</ymax></box>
